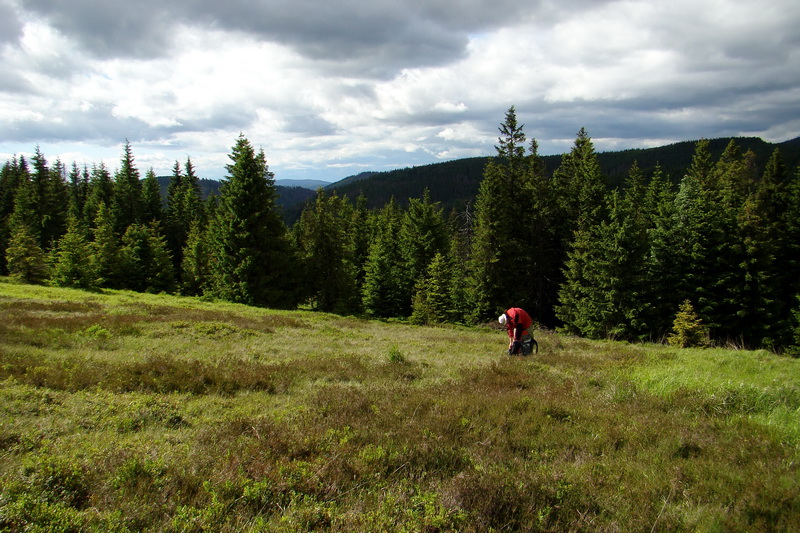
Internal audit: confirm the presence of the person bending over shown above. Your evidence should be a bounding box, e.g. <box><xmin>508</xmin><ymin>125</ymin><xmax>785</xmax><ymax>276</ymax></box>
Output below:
<box><xmin>499</xmin><ymin>307</ymin><xmax>533</xmax><ymax>355</ymax></box>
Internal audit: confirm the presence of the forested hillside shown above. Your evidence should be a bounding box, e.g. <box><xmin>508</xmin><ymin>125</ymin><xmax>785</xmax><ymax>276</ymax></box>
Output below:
<box><xmin>316</xmin><ymin>136</ymin><xmax>800</xmax><ymax>212</ymax></box>
<box><xmin>2</xmin><ymin>111</ymin><xmax>799</xmax><ymax>351</ymax></box>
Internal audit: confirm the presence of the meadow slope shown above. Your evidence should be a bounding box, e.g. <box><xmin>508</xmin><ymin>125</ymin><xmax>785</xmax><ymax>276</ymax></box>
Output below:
<box><xmin>0</xmin><ymin>280</ymin><xmax>798</xmax><ymax>532</ymax></box>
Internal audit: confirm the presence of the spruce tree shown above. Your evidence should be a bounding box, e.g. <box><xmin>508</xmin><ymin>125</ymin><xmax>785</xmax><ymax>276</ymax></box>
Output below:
<box><xmin>181</xmin><ymin>220</ymin><xmax>211</xmax><ymax>296</ymax></box>
<box><xmin>296</xmin><ymin>189</ymin><xmax>358</xmax><ymax>313</ymax></box>
<box><xmin>780</xmin><ymin>163</ymin><xmax>800</xmax><ymax>351</ymax></box>
<box><xmin>400</xmin><ymin>188</ymin><xmax>449</xmax><ymax>308</ymax></box>
<box><xmin>551</xmin><ymin>127</ymin><xmax>608</xmax><ymax>240</ymax></box>
<box><xmin>141</xmin><ymin>168</ymin><xmax>163</xmax><ymax>224</ymax></box>
<box><xmin>467</xmin><ymin>107</ymin><xmax>540</xmax><ymax>322</ymax></box>
<box><xmin>6</xmin><ymin>225</ymin><xmax>47</xmax><ymax>284</ymax></box>
<box><xmin>84</xmin><ymin>163</ymin><xmax>114</xmax><ymax>228</ymax></box>
<box><xmin>91</xmin><ymin>203</ymin><xmax>121</xmax><ymax>288</ymax></box>
<box><xmin>206</xmin><ymin>135</ymin><xmax>299</xmax><ymax>308</ymax></box>
<box><xmin>610</xmin><ymin>163</ymin><xmax>662</xmax><ymax>340</ymax></box>
<box><xmin>410</xmin><ymin>251</ymin><xmax>452</xmax><ymax>325</ymax></box>
<box><xmin>362</xmin><ymin>198</ymin><xmax>406</xmax><ymax>317</ymax></box>
<box><xmin>667</xmin><ymin>299</ymin><xmax>708</xmax><ymax>348</ymax></box>
<box><xmin>9</xmin><ymin>177</ymin><xmax>40</xmax><ymax>243</ymax></box>
<box><xmin>67</xmin><ymin>162</ymin><xmax>90</xmax><ymax>223</ymax></box>
<box><xmin>167</xmin><ymin>157</ymin><xmax>205</xmax><ymax>270</ymax></box>
<box><xmin>118</xmin><ymin>223</ymin><xmax>175</xmax><ymax>293</ymax></box>
<box><xmin>524</xmin><ymin>138</ymin><xmax>560</xmax><ymax>325</ymax></box>
<box><xmin>0</xmin><ymin>157</ymin><xmax>25</xmax><ymax>223</ymax></box>
<box><xmin>166</xmin><ymin>160</ymin><xmax>186</xmax><ymax>267</ymax></box>
<box><xmin>656</xmin><ymin>140</ymin><xmax>747</xmax><ymax>344</ymax></box>
<box><xmin>30</xmin><ymin>147</ymin><xmax>68</xmax><ymax>249</ymax></box>
<box><xmin>549</xmin><ymin>128</ymin><xmax>608</xmax><ymax>330</ymax></box>
<box><xmin>645</xmin><ymin>164</ymin><xmax>681</xmax><ymax>336</ymax></box>
<box><xmin>181</xmin><ymin>158</ymin><xmax>204</xmax><ymax>224</ymax></box>
<box><xmin>348</xmin><ymin>193</ymin><xmax>371</xmax><ymax>303</ymax></box>
<box><xmin>0</xmin><ymin>157</ymin><xmax>29</xmax><ymax>274</ymax></box>
<box><xmin>112</xmin><ymin>140</ymin><xmax>142</xmax><ymax>234</ymax></box>
<box><xmin>555</xmin><ymin>224</ymin><xmax>597</xmax><ymax>336</ymax></box>
<box><xmin>736</xmin><ymin>149</ymin><xmax>788</xmax><ymax>347</ymax></box>
<box><xmin>558</xmin><ymin>159</ymin><xmax>652</xmax><ymax>340</ymax></box>
<box><xmin>7</xmin><ymin>171</ymin><xmax>48</xmax><ymax>284</ymax></box>
<box><xmin>446</xmin><ymin>202</ymin><xmax>474</xmax><ymax>323</ymax></box>
<box><xmin>50</xmin><ymin>217</ymin><xmax>98</xmax><ymax>290</ymax></box>
<box><xmin>166</xmin><ymin>160</ymin><xmax>184</xmax><ymax>219</ymax></box>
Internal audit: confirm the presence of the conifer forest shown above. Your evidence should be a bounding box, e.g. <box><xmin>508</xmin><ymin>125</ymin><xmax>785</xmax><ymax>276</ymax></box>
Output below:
<box><xmin>2</xmin><ymin>109</ymin><xmax>799</xmax><ymax>352</ymax></box>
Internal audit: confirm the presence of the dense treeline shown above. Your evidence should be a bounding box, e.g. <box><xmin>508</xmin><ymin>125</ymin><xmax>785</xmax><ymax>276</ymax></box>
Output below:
<box><xmin>306</xmin><ymin>136</ymin><xmax>800</xmax><ymax>221</ymax></box>
<box><xmin>2</xmin><ymin>110</ymin><xmax>799</xmax><ymax>351</ymax></box>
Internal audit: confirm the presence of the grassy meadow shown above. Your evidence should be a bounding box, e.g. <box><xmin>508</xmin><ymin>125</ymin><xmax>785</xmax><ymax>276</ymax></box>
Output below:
<box><xmin>0</xmin><ymin>279</ymin><xmax>798</xmax><ymax>532</ymax></box>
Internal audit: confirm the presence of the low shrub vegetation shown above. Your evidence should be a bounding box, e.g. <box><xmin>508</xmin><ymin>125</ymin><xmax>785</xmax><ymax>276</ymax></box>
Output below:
<box><xmin>1</xmin><ymin>280</ymin><xmax>798</xmax><ymax>531</ymax></box>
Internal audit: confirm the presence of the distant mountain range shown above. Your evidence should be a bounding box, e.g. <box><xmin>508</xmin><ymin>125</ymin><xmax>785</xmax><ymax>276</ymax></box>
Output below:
<box><xmin>161</xmin><ymin>136</ymin><xmax>800</xmax><ymax>225</ymax></box>
<box><xmin>275</xmin><ymin>179</ymin><xmax>331</xmax><ymax>190</ymax></box>
<box><xmin>319</xmin><ymin>136</ymin><xmax>800</xmax><ymax>213</ymax></box>
<box><xmin>154</xmin><ymin>177</ymin><xmax>318</xmax><ymax>215</ymax></box>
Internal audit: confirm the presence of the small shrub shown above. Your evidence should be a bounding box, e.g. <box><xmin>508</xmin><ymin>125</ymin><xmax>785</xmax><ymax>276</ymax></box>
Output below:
<box><xmin>82</xmin><ymin>324</ymin><xmax>111</xmax><ymax>339</ymax></box>
<box><xmin>667</xmin><ymin>300</ymin><xmax>708</xmax><ymax>348</ymax></box>
<box><xmin>6</xmin><ymin>227</ymin><xmax>48</xmax><ymax>284</ymax></box>
<box><xmin>387</xmin><ymin>344</ymin><xmax>406</xmax><ymax>364</ymax></box>
<box><xmin>0</xmin><ymin>491</ymin><xmax>90</xmax><ymax>533</ymax></box>
<box><xmin>21</xmin><ymin>455</ymin><xmax>90</xmax><ymax>509</ymax></box>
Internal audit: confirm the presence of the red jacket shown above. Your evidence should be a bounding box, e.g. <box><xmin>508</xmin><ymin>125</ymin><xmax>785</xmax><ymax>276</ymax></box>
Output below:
<box><xmin>505</xmin><ymin>307</ymin><xmax>532</xmax><ymax>341</ymax></box>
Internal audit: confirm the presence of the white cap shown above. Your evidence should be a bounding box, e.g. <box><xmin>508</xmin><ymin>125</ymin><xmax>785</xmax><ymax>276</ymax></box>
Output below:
<box><xmin>498</xmin><ymin>314</ymin><xmax>507</xmax><ymax>325</ymax></box>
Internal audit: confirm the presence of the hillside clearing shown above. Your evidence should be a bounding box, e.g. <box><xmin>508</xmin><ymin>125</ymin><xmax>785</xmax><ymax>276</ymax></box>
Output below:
<box><xmin>1</xmin><ymin>280</ymin><xmax>798</xmax><ymax>532</ymax></box>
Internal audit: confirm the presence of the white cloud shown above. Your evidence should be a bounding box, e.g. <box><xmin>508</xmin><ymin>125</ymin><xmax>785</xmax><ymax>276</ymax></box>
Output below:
<box><xmin>1</xmin><ymin>0</ymin><xmax>799</xmax><ymax>181</ymax></box>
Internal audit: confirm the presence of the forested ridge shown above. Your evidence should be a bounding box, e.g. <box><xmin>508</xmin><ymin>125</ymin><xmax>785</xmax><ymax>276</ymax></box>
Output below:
<box><xmin>2</xmin><ymin>109</ymin><xmax>799</xmax><ymax>351</ymax></box>
<box><xmin>310</xmin><ymin>135</ymin><xmax>800</xmax><ymax>214</ymax></box>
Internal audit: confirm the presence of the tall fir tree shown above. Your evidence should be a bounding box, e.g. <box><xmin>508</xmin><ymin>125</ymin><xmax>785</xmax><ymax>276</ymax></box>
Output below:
<box><xmin>181</xmin><ymin>158</ymin><xmax>203</xmax><ymax>223</ymax></box>
<box><xmin>467</xmin><ymin>107</ymin><xmax>540</xmax><ymax>322</ymax></box>
<box><xmin>362</xmin><ymin>198</ymin><xmax>406</xmax><ymax>317</ymax></box>
<box><xmin>8</xmin><ymin>175</ymin><xmax>40</xmax><ymax>243</ymax></box>
<box><xmin>206</xmin><ymin>135</ymin><xmax>299</xmax><ymax>308</ymax></box>
<box><xmin>118</xmin><ymin>223</ymin><xmax>175</xmax><ymax>293</ymax></box>
<box><xmin>658</xmin><ymin>140</ymin><xmax>746</xmax><ymax>343</ymax></box>
<box><xmin>735</xmin><ymin>149</ymin><xmax>787</xmax><ymax>347</ymax></box>
<box><xmin>84</xmin><ymin>163</ymin><xmax>114</xmax><ymax>228</ymax></box>
<box><xmin>167</xmin><ymin>158</ymin><xmax>205</xmax><ymax>276</ymax></box>
<box><xmin>0</xmin><ymin>156</ymin><xmax>29</xmax><ymax>274</ymax></box>
<box><xmin>780</xmin><ymin>163</ymin><xmax>800</xmax><ymax>351</ymax></box>
<box><xmin>112</xmin><ymin>140</ymin><xmax>142</xmax><ymax>234</ymax></box>
<box><xmin>166</xmin><ymin>160</ymin><xmax>186</xmax><ymax>265</ymax></box>
<box><xmin>524</xmin><ymin>138</ymin><xmax>560</xmax><ymax>325</ymax></box>
<box><xmin>181</xmin><ymin>220</ymin><xmax>211</xmax><ymax>296</ymax></box>
<box><xmin>50</xmin><ymin>216</ymin><xmax>98</xmax><ymax>290</ymax></box>
<box><xmin>30</xmin><ymin>147</ymin><xmax>68</xmax><ymax>249</ymax></box>
<box><xmin>557</xmin><ymin>183</ymin><xmax>650</xmax><ymax>340</ymax></box>
<box><xmin>91</xmin><ymin>202</ymin><xmax>120</xmax><ymax>288</ymax></box>
<box><xmin>400</xmin><ymin>188</ymin><xmax>449</xmax><ymax>309</ymax></box>
<box><xmin>549</xmin><ymin>127</ymin><xmax>608</xmax><ymax>329</ymax></box>
<box><xmin>645</xmin><ymin>164</ymin><xmax>681</xmax><ymax>336</ymax></box>
<box><xmin>141</xmin><ymin>168</ymin><xmax>164</xmax><ymax>224</ymax></box>
<box><xmin>67</xmin><ymin>162</ymin><xmax>90</xmax><ymax>223</ymax></box>
<box><xmin>410</xmin><ymin>251</ymin><xmax>452</xmax><ymax>325</ymax></box>
<box><xmin>296</xmin><ymin>189</ymin><xmax>359</xmax><ymax>313</ymax></box>
<box><xmin>7</xmin><ymin>164</ymin><xmax>48</xmax><ymax>283</ymax></box>
<box><xmin>348</xmin><ymin>193</ymin><xmax>372</xmax><ymax>303</ymax></box>
<box><xmin>551</xmin><ymin>127</ymin><xmax>608</xmax><ymax>239</ymax></box>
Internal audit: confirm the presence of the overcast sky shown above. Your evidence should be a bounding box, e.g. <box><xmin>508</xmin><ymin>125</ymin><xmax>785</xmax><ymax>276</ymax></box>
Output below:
<box><xmin>1</xmin><ymin>0</ymin><xmax>799</xmax><ymax>182</ymax></box>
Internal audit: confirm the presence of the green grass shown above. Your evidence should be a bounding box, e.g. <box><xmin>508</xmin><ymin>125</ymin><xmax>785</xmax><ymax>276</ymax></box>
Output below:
<box><xmin>1</xmin><ymin>278</ymin><xmax>798</xmax><ymax>532</ymax></box>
